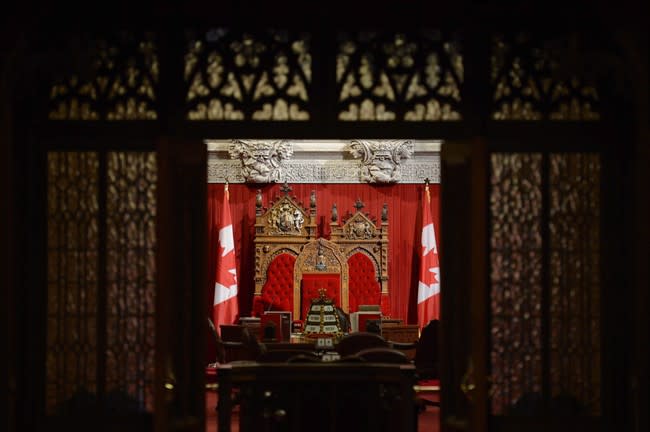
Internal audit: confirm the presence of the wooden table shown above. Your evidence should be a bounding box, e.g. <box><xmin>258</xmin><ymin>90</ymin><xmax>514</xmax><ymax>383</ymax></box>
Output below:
<box><xmin>217</xmin><ymin>361</ymin><xmax>417</xmax><ymax>432</ymax></box>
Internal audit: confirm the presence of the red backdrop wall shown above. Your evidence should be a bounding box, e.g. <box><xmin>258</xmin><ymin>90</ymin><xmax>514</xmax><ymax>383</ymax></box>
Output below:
<box><xmin>207</xmin><ymin>182</ymin><xmax>440</xmax><ymax>326</ymax></box>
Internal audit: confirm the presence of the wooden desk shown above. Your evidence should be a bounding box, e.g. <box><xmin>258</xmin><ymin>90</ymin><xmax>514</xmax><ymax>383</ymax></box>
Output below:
<box><xmin>239</xmin><ymin>321</ymin><xmax>261</xmax><ymax>340</ymax></box>
<box><xmin>381</xmin><ymin>324</ymin><xmax>419</xmax><ymax>343</ymax></box>
<box><xmin>217</xmin><ymin>362</ymin><xmax>416</xmax><ymax>432</ymax></box>
<box><xmin>380</xmin><ymin>324</ymin><xmax>419</xmax><ymax>360</ymax></box>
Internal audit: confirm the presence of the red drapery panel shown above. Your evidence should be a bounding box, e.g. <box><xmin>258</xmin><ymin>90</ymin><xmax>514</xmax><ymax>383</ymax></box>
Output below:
<box><xmin>207</xmin><ymin>183</ymin><xmax>441</xmax><ymax>325</ymax></box>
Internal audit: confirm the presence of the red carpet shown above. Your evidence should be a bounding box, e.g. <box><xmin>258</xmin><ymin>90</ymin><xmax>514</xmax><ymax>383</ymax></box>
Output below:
<box><xmin>205</xmin><ymin>390</ymin><xmax>439</xmax><ymax>432</ymax></box>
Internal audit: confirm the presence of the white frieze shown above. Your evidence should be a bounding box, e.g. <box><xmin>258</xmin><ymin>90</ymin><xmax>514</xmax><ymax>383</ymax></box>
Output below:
<box><xmin>206</xmin><ymin>139</ymin><xmax>441</xmax><ymax>184</ymax></box>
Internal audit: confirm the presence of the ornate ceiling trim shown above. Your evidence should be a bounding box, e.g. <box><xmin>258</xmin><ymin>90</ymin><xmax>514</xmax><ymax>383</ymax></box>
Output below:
<box><xmin>206</xmin><ymin>139</ymin><xmax>441</xmax><ymax>184</ymax></box>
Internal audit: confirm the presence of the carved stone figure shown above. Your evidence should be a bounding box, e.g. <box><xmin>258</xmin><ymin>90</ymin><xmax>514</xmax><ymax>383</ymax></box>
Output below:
<box><xmin>229</xmin><ymin>139</ymin><xmax>294</xmax><ymax>183</ymax></box>
<box><xmin>348</xmin><ymin>139</ymin><xmax>414</xmax><ymax>183</ymax></box>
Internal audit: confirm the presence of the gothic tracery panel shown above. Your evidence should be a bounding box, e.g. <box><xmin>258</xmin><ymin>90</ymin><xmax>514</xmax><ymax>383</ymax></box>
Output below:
<box><xmin>46</xmin><ymin>151</ymin><xmax>157</xmax><ymax>414</ymax></box>
<box><xmin>106</xmin><ymin>152</ymin><xmax>157</xmax><ymax>411</ymax></box>
<box><xmin>489</xmin><ymin>152</ymin><xmax>602</xmax><ymax>416</ymax></box>
<box><xmin>48</xmin><ymin>32</ymin><xmax>159</xmax><ymax>120</ymax></box>
<box><xmin>489</xmin><ymin>153</ymin><xmax>543</xmax><ymax>414</ymax></box>
<box><xmin>491</xmin><ymin>33</ymin><xmax>600</xmax><ymax>120</ymax></box>
<box><xmin>336</xmin><ymin>30</ymin><xmax>463</xmax><ymax>121</ymax></box>
<box><xmin>47</xmin><ymin>152</ymin><xmax>99</xmax><ymax>414</ymax></box>
<box><xmin>185</xmin><ymin>28</ymin><xmax>311</xmax><ymax>120</ymax></box>
<box><xmin>549</xmin><ymin>153</ymin><xmax>601</xmax><ymax>414</ymax></box>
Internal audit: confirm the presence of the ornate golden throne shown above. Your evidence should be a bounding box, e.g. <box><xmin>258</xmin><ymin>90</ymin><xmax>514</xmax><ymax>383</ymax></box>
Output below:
<box><xmin>252</xmin><ymin>185</ymin><xmax>389</xmax><ymax>321</ymax></box>
<box><xmin>251</xmin><ymin>184</ymin><xmax>317</xmax><ymax>318</ymax></box>
<box><xmin>329</xmin><ymin>199</ymin><xmax>390</xmax><ymax>315</ymax></box>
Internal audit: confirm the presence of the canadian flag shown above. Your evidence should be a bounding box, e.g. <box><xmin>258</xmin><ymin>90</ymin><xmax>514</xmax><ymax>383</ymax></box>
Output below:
<box><xmin>212</xmin><ymin>183</ymin><xmax>239</xmax><ymax>335</ymax></box>
<box><xmin>417</xmin><ymin>183</ymin><xmax>440</xmax><ymax>328</ymax></box>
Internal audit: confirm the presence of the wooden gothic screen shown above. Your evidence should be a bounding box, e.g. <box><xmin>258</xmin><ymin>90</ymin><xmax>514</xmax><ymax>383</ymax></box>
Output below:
<box><xmin>12</xmin><ymin>13</ymin><xmax>622</xmax><ymax>432</ymax></box>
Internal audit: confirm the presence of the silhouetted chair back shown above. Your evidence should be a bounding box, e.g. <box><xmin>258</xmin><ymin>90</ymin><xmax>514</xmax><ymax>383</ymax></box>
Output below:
<box><xmin>335</xmin><ymin>331</ymin><xmax>389</xmax><ymax>357</ymax></box>
<box><xmin>208</xmin><ymin>322</ymin><xmax>263</xmax><ymax>363</ymax></box>
<box><xmin>412</xmin><ymin>319</ymin><xmax>441</xmax><ymax>412</ymax></box>
<box><xmin>386</xmin><ymin>319</ymin><xmax>440</xmax><ymax>413</ymax></box>
<box><xmin>355</xmin><ymin>347</ymin><xmax>411</xmax><ymax>364</ymax></box>
<box><xmin>415</xmin><ymin>319</ymin><xmax>439</xmax><ymax>380</ymax></box>
<box><xmin>207</xmin><ymin>317</ymin><xmax>226</xmax><ymax>364</ymax></box>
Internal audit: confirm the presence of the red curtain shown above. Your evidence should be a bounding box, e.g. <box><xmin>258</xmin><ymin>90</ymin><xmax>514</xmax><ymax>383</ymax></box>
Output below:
<box><xmin>207</xmin><ymin>182</ymin><xmax>440</xmax><ymax>325</ymax></box>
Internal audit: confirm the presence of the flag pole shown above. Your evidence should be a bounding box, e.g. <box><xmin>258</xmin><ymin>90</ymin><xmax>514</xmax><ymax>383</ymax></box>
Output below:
<box><xmin>424</xmin><ymin>177</ymin><xmax>430</xmax><ymax>204</ymax></box>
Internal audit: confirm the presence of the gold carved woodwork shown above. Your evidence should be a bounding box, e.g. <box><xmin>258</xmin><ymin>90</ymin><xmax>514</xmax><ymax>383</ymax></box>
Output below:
<box><xmin>254</xmin><ymin>185</ymin><xmax>317</xmax><ymax>301</ymax></box>
<box><xmin>330</xmin><ymin>201</ymin><xmax>389</xmax><ymax>296</ymax></box>
<box><xmin>254</xmin><ymin>186</ymin><xmax>388</xmax><ymax>320</ymax></box>
<box><xmin>293</xmin><ymin>238</ymin><xmax>349</xmax><ymax>319</ymax></box>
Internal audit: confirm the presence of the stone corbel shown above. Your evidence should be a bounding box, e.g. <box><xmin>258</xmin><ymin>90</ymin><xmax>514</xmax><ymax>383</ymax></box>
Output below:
<box><xmin>228</xmin><ymin>139</ymin><xmax>294</xmax><ymax>183</ymax></box>
<box><xmin>348</xmin><ymin>140</ymin><xmax>414</xmax><ymax>183</ymax></box>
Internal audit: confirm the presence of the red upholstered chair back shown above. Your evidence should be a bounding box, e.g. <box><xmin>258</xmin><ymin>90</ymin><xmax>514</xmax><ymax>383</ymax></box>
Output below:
<box><xmin>300</xmin><ymin>273</ymin><xmax>341</xmax><ymax>320</ymax></box>
<box><xmin>347</xmin><ymin>252</ymin><xmax>381</xmax><ymax>312</ymax></box>
<box><xmin>252</xmin><ymin>253</ymin><xmax>296</xmax><ymax>316</ymax></box>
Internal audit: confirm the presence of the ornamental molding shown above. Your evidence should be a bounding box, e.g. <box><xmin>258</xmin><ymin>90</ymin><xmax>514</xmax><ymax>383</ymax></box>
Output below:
<box><xmin>206</xmin><ymin>139</ymin><xmax>441</xmax><ymax>184</ymax></box>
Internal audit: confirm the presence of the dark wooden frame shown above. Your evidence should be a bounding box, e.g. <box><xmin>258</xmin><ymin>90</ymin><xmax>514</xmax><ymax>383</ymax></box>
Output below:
<box><xmin>3</xmin><ymin>4</ymin><xmax>644</xmax><ymax>432</ymax></box>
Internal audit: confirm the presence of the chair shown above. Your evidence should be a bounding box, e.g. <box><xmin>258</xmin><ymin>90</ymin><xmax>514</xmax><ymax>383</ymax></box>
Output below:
<box><xmin>252</xmin><ymin>193</ymin><xmax>392</xmax><ymax>322</ymax></box>
<box><xmin>354</xmin><ymin>347</ymin><xmax>411</xmax><ymax>364</ymax></box>
<box><xmin>390</xmin><ymin>319</ymin><xmax>440</xmax><ymax>409</ymax></box>
<box><xmin>208</xmin><ymin>321</ymin><xmax>265</xmax><ymax>414</ymax></box>
<box><xmin>329</xmin><ymin>200</ymin><xmax>391</xmax><ymax>315</ymax></box>
<box><xmin>206</xmin><ymin>318</ymin><xmax>261</xmax><ymax>388</ymax></box>
<box><xmin>205</xmin><ymin>318</ymin><xmax>223</xmax><ymax>391</ymax></box>
<box><xmin>217</xmin><ymin>324</ymin><xmax>263</xmax><ymax>362</ymax></box>
<box><xmin>207</xmin><ymin>317</ymin><xmax>226</xmax><ymax>364</ymax></box>
<box><xmin>335</xmin><ymin>331</ymin><xmax>389</xmax><ymax>358</ymax></box>
<box><xmin>414</xmin><ymin>319</ymin><xmax>440</xmax><ymax>382</ymax></box>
